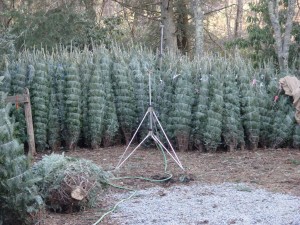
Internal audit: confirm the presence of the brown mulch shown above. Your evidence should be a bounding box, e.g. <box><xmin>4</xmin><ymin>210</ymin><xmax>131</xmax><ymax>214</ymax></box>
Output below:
<box><xmin>35</xmin><ymin>146</ymin><xmax>300</xmax><ymax>225</ymax></box>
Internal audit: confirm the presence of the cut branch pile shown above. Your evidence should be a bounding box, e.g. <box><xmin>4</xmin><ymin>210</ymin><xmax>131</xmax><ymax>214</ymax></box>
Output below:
<box><xmin>32</xmin><ymin>154</ymin><xmax>111</xmax><ymax>212</ymax></box>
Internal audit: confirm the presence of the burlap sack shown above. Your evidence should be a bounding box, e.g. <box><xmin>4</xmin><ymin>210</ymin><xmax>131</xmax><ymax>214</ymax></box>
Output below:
<box><xmin>279</xmin><ymin>76</ymin><xmax>300</xmax><ymax>124</ymax></box>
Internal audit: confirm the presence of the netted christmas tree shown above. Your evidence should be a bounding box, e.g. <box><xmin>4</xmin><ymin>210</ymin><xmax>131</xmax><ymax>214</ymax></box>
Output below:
<box><xmin>64</xmin><ymin>61</ymin><xmax>81</xmax><ymax>150</ymax></box>
<box><xmin>237</xmin><ymin>60</ymin><xmax>260</xmax><ymax>150</ymax></box>
<box><xmin>0</xmin><ymin>77</ymin><xmax>44</xmax><ymax>225</ymax></box>
<box><xmin>54</xmin><ymin>62</ymin><xmax>66</xmax><ymax>146</ymax></box>
<box><xmin>293</xmin><ymin>124</ymin><xmax>300</xmax><ymax>149</ymax></box>
<box><xmin>271</xmin><ymin>94</ymin><xmax>294</xmax><ymax>148</ymax></box>
<box><xmin>47</xmin><ymin>58</ymin><xmax>61</xmax><ymax>151</ymax></box>
<box><xmin>100</xmin><ymin>50</ymin><xmax>120</xmax><ymax>147</ymax></box>
<box><xmin>10</xmin><ymin>59</ymin><xmax>28</xmax><ymax>143</ymax></box>
<box><xmin>170</xmin><ymin>59</ymin><xmax>194</xmax><ymax>151</ymax></box>
<box><xmin>26</xmin><ymin>64</ymin><xmax>35</xmax><ymax>89</ymax></box>
<box><xmin>79</xmin><ymin>51</ymin><xmax>93</xmax><ymax>146</ymax></box>
<box><xmin>0</xmin><ymin>56</ymin><xmax>11</xmax><ymax>93</ymax></box>
<box><xmin>157</xmin><ymin>54</ymin><xmax>179</xmax><ymax>141</ymax></box>
<box><xmin>129</xmin><ymin>53</ymin><xmax>148</xmax><ymax>142</ymax></box>
<box><xmin>222</xmin><ymin>66</ymin><xmax>244</xmax><ymax>151</ymax></box>
<box><xmin>31</xmin><ymin>61</ymin><xmax>49</xmax><ymax>151</ymax></box>
<box><xmin>257</xmin><ymin>66</ymin><xmax>275</xmax><ymax>148</ymax></box>
<box><xmin>203</xmin><ymin>67</ymin><xmax>224</xmax><ymax>152</ymax></box>
<box><xmin>191</xmin><ymin>57</ymin><xmax>211</xmax><ymax>151</ymax></box>
<box><xmin>87</xmin><ymin>54</ymin><xmax>106</xmax><ymax>149</ymax></box>
<box><xmin>111</xmin><ymin>47</ymin><xmax>136</xmax><ymax>144</ymax></box>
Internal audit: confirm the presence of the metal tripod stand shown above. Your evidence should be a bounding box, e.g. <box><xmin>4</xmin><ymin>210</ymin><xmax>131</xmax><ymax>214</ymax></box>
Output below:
<box><xmin>115</xmin><ymin>70</ymin><xmax>184</xmax><ymax>170</ymax></box>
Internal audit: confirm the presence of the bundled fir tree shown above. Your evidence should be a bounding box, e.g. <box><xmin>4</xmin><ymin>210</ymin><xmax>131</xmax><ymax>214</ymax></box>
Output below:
<box><xmin>55</xmin><ymin>63</ymin><xmax>66</xmax><ymax>145</ymax></box>
<box><xmin>170</xmin><ymin>59</ymin><xmax>194</xmax><ymax>151</ymax></box>
<box><xmin>157</xmin><ymin>54</ymin><xmax>179</xmax><ymax>141</ymax></box>
<box><xmin>111</xmin><ymin>48</ymin><xmax>136</xmax><ymax>144</ymax></box>
<box><xmin>0</xmin><ymin>77</ymin><xmax>44</xmax><ymax>225</ymax></box>
<box><xmin>87</xmin><ymin>55</ymin><xmax>106</xmax><ymax>149</ymax></box>
<box><xmin>101</xmin><ymin>52</ymin><xmax>120</xmax><ymax>147</ymax></box>
<box><xmin>203</xmin><ymin>67</ymin><xmax>224</xmax><ymax>152</ymax></box>
<box><xmin>64</xmin><ymin>61</ymin><xmax>81</xmax><ymax>150</ymax></box>
<box><xmin>129</xmin><ymin>54</ymin><xmax>148</xmax><ymax>141</ymax></box>
<box><xmin>0</xmin><ymin>56</ymin><xmax>11</xmax><ymax>93</ymax></box>
<box><xmin>257</xmin><ymin>68</ymin><xmax>274</xmax><ymax>148</ymax></box>
<box><xmin>47</xmin><ymin>59</ymin><xmax>61</xmax><ymax>151</ymax></box>
<box><xmin>271</xmin><ymin>95</ymin><xmax>294</xmax><ymax>148</ymax></box>
<box><xmin>79</xmin><ymin>52</ymin><xmax>93</xmax><ymax>146</ymax></box>
<box><xmin>25</xmin><ymin>64</ymin><xmax>35</xmax><ymax>89</ymax></box>
<box><xmin>10</xmin><ymin>59</ymin><xmax>28</xmax><ymax>143</ymax></box>
<box><xmin>31</xmin><ymin>61</ymin><xmax>49</xmax><ymax>151</ymax></box>
<box><xmin>222</xmin><ymin>66</ymin><xmax>244</xmax><ymax>151</ymax></box>
<box><xmin>237</xmin><ymin>60</ymin><xmax>260</xmax><ymax>150</ymax></box>
<box><xmin>293</xmin><ymin>124</ymin><xmax>300</xmax><ymax>149</ymax></box>
<box><xmin>191</xmin><ymin>58</ymin><xmax>211</xmax><ymax>151</ymax></box>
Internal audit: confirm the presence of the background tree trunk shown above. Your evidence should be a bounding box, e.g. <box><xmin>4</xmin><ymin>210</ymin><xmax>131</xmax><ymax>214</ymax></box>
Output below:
<box><xmin>225</xmin><ymin>0</ymin><xmax>232</xmax><ymax>39</ymax></box>
<box><xmin>161</xmin><ymin>0</ymin><xmax>177</xmax><ymax>54</ymax></box>
<box><xmin>191</xmin><ymin>0</ymin><xmax>204</xmax><ymax>57</ymax></box>
<box><xmin>268</xmin><ymin>0</ymin><xmax>296</xmax><ymax>73</ymax></box>
<box><xmin>176</xmin><ymin>0</ymin><xmax>190</xmax><ymax>55</ymax></box>
<box><xmin>234</xmin><ymin>0</ymin><xmax>244</xmax><ymax>38</ymax></box>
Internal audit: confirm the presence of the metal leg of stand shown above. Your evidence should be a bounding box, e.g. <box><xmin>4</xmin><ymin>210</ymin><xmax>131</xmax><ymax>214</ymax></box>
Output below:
<box><xmin>116</xmin><ymin>109</ymin><xmax>150</xmax><ymax>169</ymax></box>
<box><xmin>151</xmin><ymin>134</ymin><xmax>184</xmax><ymax>170</ymax></box>
<box><xmin>152</xmin><ymin>111</ymin><xmax>183</xmax><ymax>167</ymax></box>
<box><xmin>116</xmin><ymin>133</ymin><xmax>150</xmax><ymax>170</ymax></box>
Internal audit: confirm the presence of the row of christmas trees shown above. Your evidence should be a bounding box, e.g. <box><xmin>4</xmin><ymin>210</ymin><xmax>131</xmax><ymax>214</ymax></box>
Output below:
<box><xmin>0</xmin><ymin>45</ymin><xmax>299</xmax><ymax>152</ymax></box>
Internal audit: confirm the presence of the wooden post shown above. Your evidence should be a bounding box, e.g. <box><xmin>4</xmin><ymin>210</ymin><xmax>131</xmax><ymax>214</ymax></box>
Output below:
<box><xmin>5</xmin><ymin>88</ymin><xmax>36</xmax><ymax>156</ymax></box>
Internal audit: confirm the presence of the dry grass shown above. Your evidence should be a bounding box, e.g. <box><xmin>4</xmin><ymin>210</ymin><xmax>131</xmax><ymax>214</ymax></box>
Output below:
<box><xmin>35</xmin><ymin>146</ymin><xmax>300</xmax><ymax>225</ymax></box>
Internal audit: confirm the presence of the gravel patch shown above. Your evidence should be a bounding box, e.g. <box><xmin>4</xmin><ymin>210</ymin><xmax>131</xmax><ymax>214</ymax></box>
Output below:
<box><xmin>110</xmin><ymin>183</ymin><xmax>300</xmax><ymax>225</ymax></box>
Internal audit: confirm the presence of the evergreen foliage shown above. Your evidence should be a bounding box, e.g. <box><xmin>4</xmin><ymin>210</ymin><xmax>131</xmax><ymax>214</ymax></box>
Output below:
<box><xmin>79</xmin><ymin>52</ymin><xmax>92</xmax><ymax>146</ymax></box>
<box><xmin>203</xmin><ymin>68</ymin><xmax>224</xmax><ymax>152</ymax></box>
<box><xmin>171</xmin><ymin>60</ymin><xmax>194</xmax><ymax>151</ymax></box>
<box><xmin>0</xmin><ymin>78</ymin><xmax>44</xmax><ymax>225</ymax></box>
<box><xmin>237</xmin><ymin>60</ymin><xmax>260</xmax><ymax>149</ymax></box>
<box><xmin>111</xmin><ymin>48</ymin><xmax>136</xmax><ymax>144</ymax></box>
<box><xmin>47</xmin><ymin>59</ymin><xmax>61</xmax><ymax>151</ymax></box>
<box><xmin>32</xmin><ymin>154</ymin><xmax>110</xmax><ymax>212</ymax></box>
<box><xmin>32</xmin><ymin>62</ymin><xmax>49</xmax><ymax>151</ymax></box>
<box><xmin>293</xmin><ymin>125</ymin><xmax>300</xmax><ymax>148</ymax></box>
<box><xmin>271</xmin><ymin>96</ymin><xmax>294</xmax><ymax>148</ymax></box>
<box><xmin>0</xmin><ymin>46</ymin><xmax>298</xmax><ymax>151</ymax></box>
<box><xmin>64</xmin><ymin>61</ymin><xmax>81</xmax><ymax>150</ymax></box>
<box><xmin>257</xmin><ymin>66</ymin><xmax>274</xmax><ymax>148</ymax></box>
<box><xmin>54</xmin><ymin>63</ymin><xmax>66</xmax><ymax>146</ymax></box>
<box><xmin>100</xmin><ymin>52</ymin><xmax>120</xmax><ymax>147</ymax></box>
<box><xmin>129</xmin><ymin>54</ymin><xmax>148</xmax><ymax>141</ymax></box>
<box><xmin>0</xmin><ymin>57</ymin><xmax>11</xmax><ymax>93</ymax></box>
<box><xmin>192</xmin><ymin>58</ymin><xmax>211</xmax><ymax>151</ymax></box>
<box><xmin>222</xmin><ymin>66</ymin><xmax>244</xmax><ymax>151</ymax></box>
<box><xmin>87</xmin><ymin>55</ymin><xmax>106</xmax><ymax>149</ymax></box>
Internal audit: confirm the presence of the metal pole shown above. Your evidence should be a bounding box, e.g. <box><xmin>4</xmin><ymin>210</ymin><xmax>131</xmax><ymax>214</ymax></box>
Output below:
<box><xmin>159</xmin><ymin>24</ymin><xmax>164</xmax><ymax>70</ymax></box>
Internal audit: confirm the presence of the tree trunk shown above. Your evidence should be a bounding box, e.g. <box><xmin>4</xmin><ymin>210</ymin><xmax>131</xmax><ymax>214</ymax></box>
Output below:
<box><xmin>234</xmin><ymin>0</ymin><xmax>244</xmax><ymax>38</ymax></box>
<box><xmin>191</xmin><ymin>0</ymin><xmax>204</xmax><ymax>58</ymax></box>
<box><xmin>161</xmin><ymin>0</ymin><xmax>177</xmax><ymax>54</ymax></box>
<box><xmin>176</xmin><ymin>0</ymin><xmax>190</xmax><ymax>55</ymax></box>
<box><xmin>83</xmin><ymin>0</ymin><xmax>97</xmax><ymax>21</ymax></box>
<box><xmin>268</xmin><ymin>0</ymin><xmax>296</xmax><ymax>73</ymax></box>
<box><xmin>225</xmin><ymin>0</ymin><xmax>232</xmax><ymax>39</ymax></box>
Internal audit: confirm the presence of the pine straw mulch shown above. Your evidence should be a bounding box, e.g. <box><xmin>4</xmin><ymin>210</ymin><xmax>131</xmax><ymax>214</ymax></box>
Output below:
<box><xmin>36</xmin><ymin>146</ymin><xmax>300</xmax><ymax>225</ymax></box>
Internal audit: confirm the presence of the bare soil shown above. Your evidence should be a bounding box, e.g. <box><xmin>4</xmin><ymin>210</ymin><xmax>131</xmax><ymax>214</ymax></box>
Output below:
<box><xmin>36</xmin><ymin>146</ymin><xmax>300</xmax><ymax>225</ymax></box>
